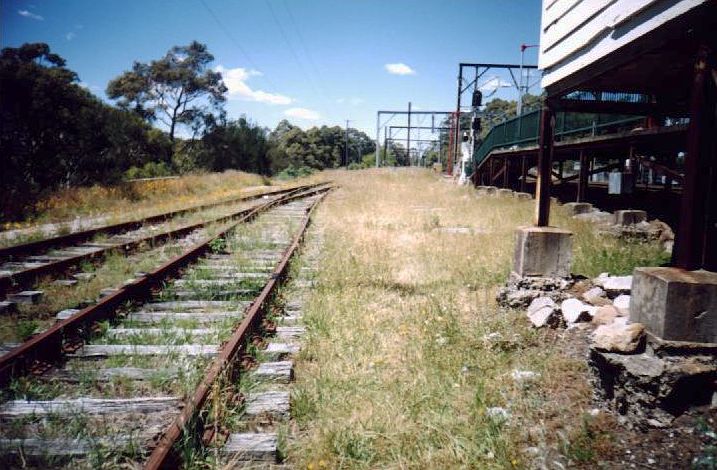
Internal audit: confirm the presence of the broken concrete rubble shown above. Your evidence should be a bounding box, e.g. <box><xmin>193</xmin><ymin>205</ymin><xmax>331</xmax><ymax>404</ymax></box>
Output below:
<box><xmin>590</xmin><ymin>346</ymin><xmax>717</xmax><ymax>428</ymax></box>
<box><xmin>592</xmin><ymin>322</ymin><xmax>646</xmax><ymax>353</ymax></box>
<box><xmin>497</xmin><ymin>273</ymin><xmax>572</xmax><ymax>309</ymax></box>
<box><xmin>526</xmin><ymin>297</ymin><xmax>561</xmax><ymax>328</ymax></box>
<box><xmin>582</xmin><ymin>286</ymin><xmax>608</xmax><ymax>305</ymax></box>
<box><xmin>594</xmin><ymin>274</ymin><xmax>632</xmax><ymax>296</ymax></box>
<box><xmin>561</xmin><ymin>298</ymin><xmax>593</xmax><ymax>323</ymax></box>
<box><xmin>592</xmin><ymin>305</ymin><xmax>621</xmax><ymax>326</ymax></box>
<box><xmin>613</xmin><ymin>294</ymin><xmax>631</xmax><ymax>315</ymax></box>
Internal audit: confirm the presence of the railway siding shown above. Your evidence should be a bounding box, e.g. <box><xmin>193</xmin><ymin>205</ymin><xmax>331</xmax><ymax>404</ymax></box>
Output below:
<box><xmin>0</xmin><ymin>185</ymin><xmax>330</xmax><ymax>468</ymax></box>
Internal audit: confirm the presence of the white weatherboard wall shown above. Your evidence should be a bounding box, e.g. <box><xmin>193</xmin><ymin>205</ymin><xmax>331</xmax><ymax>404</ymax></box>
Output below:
<box><xmin>539</xmin><ymin>0</ymin><xmax>708</xmax><ymax>90</ymax></box>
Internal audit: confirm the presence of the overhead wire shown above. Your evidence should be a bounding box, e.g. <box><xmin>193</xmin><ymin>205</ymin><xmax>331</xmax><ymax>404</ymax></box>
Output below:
<box><xmin>281</xmin><ymin>0</ymin><xmax>327</xmax><ymax>97</ymax></box>
<box><xmin>198</xmin><ymin>0</ymin><xmax>280</xmax><ymax>91</ymax></box>
<box><xmin>264</xmin><ymin>0</ymin><xmax>339</xmax><ymax>122</ymax></box>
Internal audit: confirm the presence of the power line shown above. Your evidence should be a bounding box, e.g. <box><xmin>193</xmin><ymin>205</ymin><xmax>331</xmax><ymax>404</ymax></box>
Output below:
<box><xmin>198</xmin><ymin>0</ymin><xmax>279</xmax><ymax>90</ymax></box>
<box><xmin>281</xmin><ymin>0</ymin><xmax>327</xmax><ymax>97</ymax></box>
<box><xmin>264</xmin><ymin>0</ymin><xmax>326</xmax><ymax>109</ymax></box>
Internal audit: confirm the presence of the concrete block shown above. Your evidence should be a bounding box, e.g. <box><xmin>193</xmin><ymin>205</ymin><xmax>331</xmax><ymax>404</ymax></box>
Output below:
<box><xmin>614</xmin><ymin>210</ymin><xmax>647</xmax><ymax>226</ymax></box>
<box><xmin>513</xmin><ymin>226</ymin><xmax>572</xmax><ymax>278</ymax></box>
<box><xmin>73</xmin><ymin>273</ymin><xmax>95</xmax><ymax>282</ymax></box>
<box><xmin>514</xmin><ymin>192</ymin><xmax>532</xmax><ymax>200</ymax></box>
<box><xmin>497</xmin><ymin>189</ymin><xmax>513</xmax><ymax>197</ymax></box>
<box><xmin>563</xmin><ymin>202</ymin><xmax>593</xmax><ymax>216</ymax></box>
<box><xmin>53</xmin><ymin>279</ymin><xmax>78</xmax><ymax>287</ymax></box>
<box><xmin>630</xmin><ymin>267</ymin><xmax>717</xmax><ymax>343</ymax></box>
<box><xmin>7</xmin><ymin>291</ymin><xmax>43</xmax><ymax>304</ymax></box>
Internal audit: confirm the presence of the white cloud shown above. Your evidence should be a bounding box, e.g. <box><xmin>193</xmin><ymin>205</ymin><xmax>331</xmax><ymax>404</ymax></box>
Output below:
<box><xmin>385</xmin><ymin>63</ymin><xmax>416</xmax><ymax>75</ymax></box>
<box><xmin>65</xmin><ymin>32</ymin><xmax>76</xmax><ymax>41</ymax></box>
<box><xmin>18</xmin><ymin>9</ymin><xmax>43</xmax><ymax>20</ymax></box>
<box><xmin>78</xmin><ymin>82</ymin><xmax>101</xmax><ymax>93</ymax></box>
<box><xmin>479</xmin><ymin>76</ymin><xmax>512</xmax><ymax>92</ymax></box>
<box><xmin>216</xmin><ymin>65</ymin><xmax>292</xmax><ymax>105</ymax></box>
<box><xmin>284</xmin><ymin>107</ymin><xmax>321</xmax><ymax>121</ymax></box>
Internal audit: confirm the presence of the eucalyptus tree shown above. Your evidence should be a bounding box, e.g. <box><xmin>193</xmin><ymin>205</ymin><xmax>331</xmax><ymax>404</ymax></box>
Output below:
<box><xmin>107</xmin><ymin>41</ymin><xmax>227</xmax><ymax>142</ymax></box>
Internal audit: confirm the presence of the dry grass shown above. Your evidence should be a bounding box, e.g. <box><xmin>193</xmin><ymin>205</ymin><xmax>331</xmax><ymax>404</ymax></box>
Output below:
<box><xmin>289</xmin><ymin>168</ymin><xmax>666</xmax><ymax>469</ymax></box>
<box><xmin>3</xmin><ymin>170</ymin><xmax>323</xmax><ymax>231</ymax></box>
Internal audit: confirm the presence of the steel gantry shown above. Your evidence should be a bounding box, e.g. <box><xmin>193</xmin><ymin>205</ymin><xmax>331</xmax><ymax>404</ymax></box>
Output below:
<box><xmin>375</xmin><ymin>103</ymin><xmax>453</xmax><ymax>168</ymax></box>
<box><xmin>451</xmin><ymin>63</ymin><xmax>539</xmax><ymax>175</ymax></box>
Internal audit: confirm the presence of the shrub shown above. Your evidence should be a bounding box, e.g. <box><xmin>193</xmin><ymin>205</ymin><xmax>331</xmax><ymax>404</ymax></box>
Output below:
<box><xmin>276</xmin><ymin>165</ymin><xmax>314</xmax><ymax>180</ymax></box>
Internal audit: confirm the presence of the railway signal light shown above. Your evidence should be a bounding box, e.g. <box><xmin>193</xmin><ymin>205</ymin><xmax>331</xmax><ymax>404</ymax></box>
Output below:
<box><xmin>471</xmin><ymin>117</ymin><xmax>482</xmax><ymax>132</ymax></box>
<box><xmin>472</xmin><ymin>90</ymin><xmax>483</xmax><ymax>108</ymax></box>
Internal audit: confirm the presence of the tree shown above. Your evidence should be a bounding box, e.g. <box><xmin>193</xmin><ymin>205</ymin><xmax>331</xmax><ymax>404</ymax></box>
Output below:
<box><xmin>199</xmin><ymin>116</ymin><xmax>271</xmax><ymax>175</ymax></box>
<box><xmin>1</xmin><ymin>43</ymin><xmax>170</xmax><ymax>221</ymax></box>
<box><xmin>107</xmin><ymin>41</ymin><xmax>227</xmax><ymax>142</ymax></box>
<box><xmin>266</xmin><ymin>121</ymin><xmax>374</xmax><ymax>173</ymax></box>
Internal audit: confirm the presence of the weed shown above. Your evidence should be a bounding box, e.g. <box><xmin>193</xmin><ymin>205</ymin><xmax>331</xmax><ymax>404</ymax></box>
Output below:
<box><xmin>15</xmin><ymin>319</ymin><xmax>39</xmax><ymax>341</ymax></box>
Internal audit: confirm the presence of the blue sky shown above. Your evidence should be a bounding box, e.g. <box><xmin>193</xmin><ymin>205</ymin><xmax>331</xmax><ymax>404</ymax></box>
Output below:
<box><xmin>2</xmin><ymin>0</ymin><xmax>541</xmax><ymax>139</ymax></box>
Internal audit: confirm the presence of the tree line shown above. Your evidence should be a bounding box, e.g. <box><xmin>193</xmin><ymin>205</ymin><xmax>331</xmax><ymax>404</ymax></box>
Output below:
<box><xmin>0</xmin><ymin>41</ymin><xmax>373</xmax><ymax>221</ymax></box>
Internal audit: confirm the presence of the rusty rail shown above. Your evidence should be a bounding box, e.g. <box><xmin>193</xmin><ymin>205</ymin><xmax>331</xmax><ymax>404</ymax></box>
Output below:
<box><xmin>144</xmin><ymin>187</ymin><xmax>330</xmax><ymax>469</ymax></box>
<box><xmin>0</xmin><ymin>184</ymin><xmax>331</xmax><ymax>386</ymax></box>
<box><xmin>0</xmin><ymin>183</ymin><xmax>325</xmax><ymax>259</ymax></box>
<box><xmin>0</xmin><ymin>182</ymin><xmax>328</xmax><ymax>296</ymax></box>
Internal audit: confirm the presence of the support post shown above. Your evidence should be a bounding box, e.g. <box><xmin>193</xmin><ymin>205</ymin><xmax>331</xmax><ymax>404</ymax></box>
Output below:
<box><xmin>452</xmin><ymin>67</ymin><xmax>463</xmax><ymax>176</ymax></box>
<box><xmin>382</xmin><ymin>127</ymin><xmax>388</xmax><ymax>163</ymax></box>
<box><xmin>577</xmin><ymin>151</ymin><xmax>588</xmax><ymax>202</ymax></box>
<box><xmin>503</xmin><ymin>159</ymin><xmax>510</xmax><ymax>188</ymax></box>
<box><xmin>345</xmin><ymin>120</ymin><xmax>350</xmax><ymax>167</ymax></box>
<box><xmin>375</xmin><ymin>113</ymin><xmax>380</xmax><ymax>167</ymax></box>
<box><xmin>673</xmin><ymin>44</ymin><xmax>717</xmax><ymax>271</ymax></box>
<box><xmin>406</xmin><ymin>102</ymin><xmax>412</xmax><ymax>166</ymax></box>
<box><xmin>535</xmin><ymin>105</ymin><xmax>555</xmax><ymax>226</ymax></box>
<box><xmin>520</xmin><ymin>155</ymin><xmax>527</xmax><ymax>193</ymax></box>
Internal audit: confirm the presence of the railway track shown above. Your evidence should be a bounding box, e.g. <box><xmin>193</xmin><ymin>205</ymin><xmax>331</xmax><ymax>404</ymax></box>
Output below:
<box><xmin>0</xmin><ymin>183</ymin><xmax>325</xmax><ymax>299</ymax></box>
<box><xmin>0</xmin><ymin>184</ymin><xmax>329</xmax><ymax>468</ymax></box>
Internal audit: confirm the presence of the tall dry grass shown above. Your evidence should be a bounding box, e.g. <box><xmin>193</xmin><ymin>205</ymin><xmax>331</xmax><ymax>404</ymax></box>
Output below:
<box><xmin>29</xmin><ymin>171</ymin><xmax>269</xmax><ymax>223</ymax></box>
<box><xmin>289</xmin><ymin>168</ymin><xmax>664</xmax><ymax>468</ymax></box>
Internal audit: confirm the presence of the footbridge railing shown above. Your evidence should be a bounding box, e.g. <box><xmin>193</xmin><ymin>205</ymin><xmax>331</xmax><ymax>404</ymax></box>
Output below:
<box><xmin>473</xmin><ymin>109</ymin><xmax>646</xmax><ymax>168</ymax></box>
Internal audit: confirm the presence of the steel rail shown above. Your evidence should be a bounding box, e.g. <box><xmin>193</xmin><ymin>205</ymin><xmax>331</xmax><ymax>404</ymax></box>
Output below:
<box><xmin>0</xmin><ymin>182</ymin><xmax>329</xmax><ymax>296</ymax></box>
<box><xmin>0</xmin><ymin>183</ymin><xmax>325</xmax><ymax>259</ymax></box>
<box><xmin>144</xmin><ymin>187</ymin><xmax>330</xmax><ymax>469</ymax></box>
<box><xmin>0</xmin><ymin>184</ymin><xmax>331</xmax><ymax>386</ymax></box>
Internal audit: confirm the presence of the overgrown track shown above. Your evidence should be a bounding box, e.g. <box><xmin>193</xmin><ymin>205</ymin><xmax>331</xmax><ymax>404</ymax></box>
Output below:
<box><xmin>0</xmin><ymin>184</ymin><xmax>330</xmax><ymax>467</ymax></box>
<box><xmin>0</xmin><ymin>183</ymin><xmax>326</xmax><ymax>297</ymax></box>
